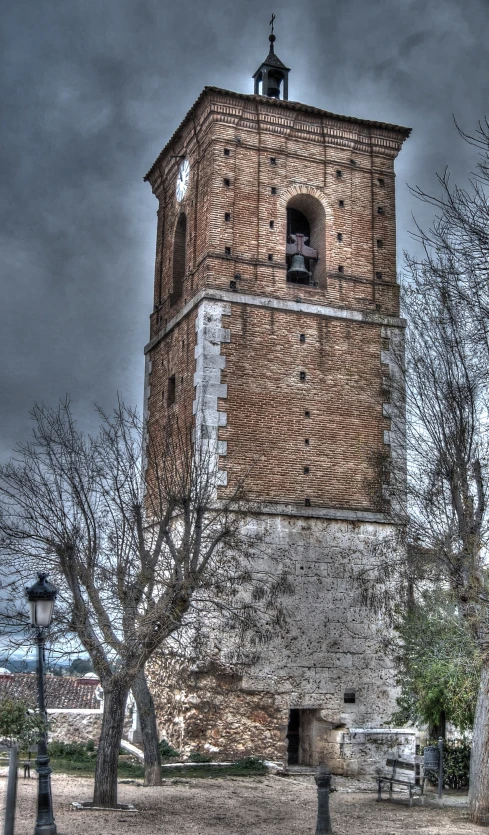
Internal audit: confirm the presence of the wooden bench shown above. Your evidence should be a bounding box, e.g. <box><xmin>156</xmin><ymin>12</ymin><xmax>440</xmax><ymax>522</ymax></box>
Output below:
<box><xmin>376</xmin><ymin>758</ymin><xmax>423</xmax><ymax>806</ymax></box>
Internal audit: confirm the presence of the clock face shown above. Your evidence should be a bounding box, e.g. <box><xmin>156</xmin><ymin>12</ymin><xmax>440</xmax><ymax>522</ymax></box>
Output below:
<box><xmin>176</xmin><ymin>159</ymin><xmax>190</xmax><ymax>201</ymax></box>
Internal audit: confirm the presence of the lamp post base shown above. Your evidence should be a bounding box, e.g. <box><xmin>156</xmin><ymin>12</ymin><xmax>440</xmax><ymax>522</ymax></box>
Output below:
<box><xmin>34</xmin><ymin>750</ymin><xmax>57</xmax><ymax>835</ymax></box>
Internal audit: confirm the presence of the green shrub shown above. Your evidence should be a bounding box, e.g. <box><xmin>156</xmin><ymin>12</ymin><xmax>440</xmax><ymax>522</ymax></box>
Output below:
<box><xmin>48</xmin><ymin>741</ymin><xmax>95</xmax><ymax>761</ymax></box>
<box><xmin>159</xmin><ymin>739</ymin><xmax>180</xmax><ymax>760</ymax></box>
<box><xmin>189</xmin><ymin>751</ymin><xmax>212</xmax><ymax>763</ymax></box>
<box><xmin>424</xmin><ymin>740</ymin><xmax>471</xmax><ymax>790</ymax></box>
<box><xmin>0</xmin><ymin>698</ymin><xmax>45</xmax><ymax>747</ymax></box>
<box><xmin>231</xmin><ymin>756</ymin><xmax>267</xmax><ymax>775</ymax></box>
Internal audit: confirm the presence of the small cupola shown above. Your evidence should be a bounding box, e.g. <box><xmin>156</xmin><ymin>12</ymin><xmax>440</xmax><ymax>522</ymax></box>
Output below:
<box><xmin>253</xmin><ymin>15</ymin><xmax>290</xmax><ymax>100</ymax></box>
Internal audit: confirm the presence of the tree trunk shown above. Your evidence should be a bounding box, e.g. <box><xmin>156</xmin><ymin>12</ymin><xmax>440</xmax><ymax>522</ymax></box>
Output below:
<box><xmin>468</xmin><ymin>662</ymin><xmax>489</xmax><ymax>824</ymax></box>
<box><xmin>132</xmin><ymin>668</ymin><xmax>161</xmax><ymax>786</ymax></box>
<box><xmin>93</xmin><ymin>679</ymin><xmax>129</xmax><ymax>808</ymax></box>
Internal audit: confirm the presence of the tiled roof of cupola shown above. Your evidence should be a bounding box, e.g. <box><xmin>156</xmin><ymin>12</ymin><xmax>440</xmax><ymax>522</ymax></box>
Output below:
<box><xmin>260</xmin><ymin>47</ymin><xmax>289</xmax><ymax>71</ymax></box>
<box><xmin>0</xmin><ymin>674</ymin><xmax>102</xmax><ymax>710</ymax></box>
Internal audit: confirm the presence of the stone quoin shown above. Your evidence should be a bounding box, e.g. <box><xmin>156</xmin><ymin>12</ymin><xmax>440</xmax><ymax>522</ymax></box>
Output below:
<box><xmin>142</xmin><ymin>25</ymin><xmax>411</xmax><ymax>774</ymax></box>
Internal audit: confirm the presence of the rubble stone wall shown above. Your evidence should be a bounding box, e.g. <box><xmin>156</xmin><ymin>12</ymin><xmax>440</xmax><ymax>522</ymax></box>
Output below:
<box><xmin>147</xmin><ymin>513</ymin><xmax>404</xmax><ymax>774</ymax></box>
<box><xmin>47</xmin><ymin>711</ymin><xmax>103</xmax><ymax>744</ymax></box>
<box><xmin>147</xmin><ymin>659</ymin><xmax>287</xmax><ymax>762</ymax></box>
<box><xmin>47</xmin><ymin>710</ymin><xmax>133</xmax><ymax>745</ymax></box>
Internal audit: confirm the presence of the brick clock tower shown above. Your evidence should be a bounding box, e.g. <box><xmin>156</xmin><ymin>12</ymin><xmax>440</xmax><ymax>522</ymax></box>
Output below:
<box><xmin>143</xmin><ymin>29</ymin><xmax>411</xmax><ymax>773</ymax></box>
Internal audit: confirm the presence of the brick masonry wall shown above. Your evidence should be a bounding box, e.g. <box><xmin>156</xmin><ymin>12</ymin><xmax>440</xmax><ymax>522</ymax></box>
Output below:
<box><xmin>147</xmin><ymin>88</ymin><xmax>407</xmax><ymax>343</ymax></box>
<box><xmin>218</xmin><ymin>302</ymin><xmax>389</xmax><ymax>507</ymax></box>
<box><xmin>144</xmin><ymin>88</ymin><xmax>407</xmax><ymax>512</ymax></box>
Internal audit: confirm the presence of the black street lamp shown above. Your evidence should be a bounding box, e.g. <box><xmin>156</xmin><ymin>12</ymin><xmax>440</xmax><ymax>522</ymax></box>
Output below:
<box><xmin>26</xmin><ymin>573</ymin><xmax>58</xmax><ymax>835</ymax></box>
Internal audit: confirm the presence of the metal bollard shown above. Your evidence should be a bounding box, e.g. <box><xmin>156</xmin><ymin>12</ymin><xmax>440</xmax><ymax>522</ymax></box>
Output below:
<box><xmin>437</xmin><ymin>737</ymin><xmax>443</xmax><ymax>800</ymax></box>
<box><xmin>315</xmin><ymin>763</ymin><xmax>333</xmax><ymax>835</ymax></box>
<box><xmin>4</xmin><ymin>745</ymin><xmax>18</xmax><ymax>835</ymax></box>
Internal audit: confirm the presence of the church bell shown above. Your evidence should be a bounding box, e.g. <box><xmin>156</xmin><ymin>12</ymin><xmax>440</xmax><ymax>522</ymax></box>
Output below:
<box><xmin>287</xmin><ymin>253</ymin><xmax>311</xmax><ymax>285</ymax></box>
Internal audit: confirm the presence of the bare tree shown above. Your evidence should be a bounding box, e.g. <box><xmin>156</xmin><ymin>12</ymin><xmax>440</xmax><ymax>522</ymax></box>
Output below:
<box><xmin>409</xmin><ymin>119</ymin><xmax>489</xmax><ymax>366</ymax></box>
<box><xmin>398</xmin><ymin>120</ymin><xmax>489</xmax><ymax>823</ymax></box>
<box><xmin>400</xmin><ymin>254</ymin><xmax>489</xmax><ymax>824</ymax></box>
<box><xmin>0</xmin><ymin>399</ymin><xmax>285</xmax><ymax>808</ymax></box>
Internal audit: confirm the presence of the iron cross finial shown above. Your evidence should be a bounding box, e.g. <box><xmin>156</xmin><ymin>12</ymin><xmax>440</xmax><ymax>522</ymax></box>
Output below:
<box><xmin>269</xmin><ymin>14</ymin><xmax>275</xmax><ymax>35</ymax></box>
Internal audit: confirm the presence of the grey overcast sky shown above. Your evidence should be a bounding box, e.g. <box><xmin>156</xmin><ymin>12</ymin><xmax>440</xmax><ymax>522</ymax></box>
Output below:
<box><xmin>0</xmin><ymin>0</ymin><xmax>487</xmax><ymax>455</ymax></box>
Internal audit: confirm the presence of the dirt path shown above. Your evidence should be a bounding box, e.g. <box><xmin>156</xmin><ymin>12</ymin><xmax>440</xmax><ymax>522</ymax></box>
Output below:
<box><xmin>2</xmin><ymin>772</ymin><xmax>488</xmax><ymax>835</ymax></box>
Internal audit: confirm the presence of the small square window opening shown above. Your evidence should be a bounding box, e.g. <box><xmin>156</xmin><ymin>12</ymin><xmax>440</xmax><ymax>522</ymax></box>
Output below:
<box><xmin>223</xmin><ymin>178</ymin><xmax>230</xmax><ymax>187</ymax></box>
<box><xmin>269</xmin><ymin>220</ymin><xmax>274</xmax><ymax>229</ymax></box>
<box><xmin>336</xmin><ymin>169</ymin><xmax>342</xmax><ymax>178</ymax></box>
<box><xmin>378</xmin><ymin>177</ymin><xmax>385</xmax><ymax>187</ymax></box>
<box><xmin>270</xmin><ymin>157</ymin><xmax>276</xmax><ymax>165</ymax></box>
<box><xmin>377</xmin><ymin>206</ymin><xmax>384</xmax><ymax>215</ymax></box>
<box><xmin>224</xmin><ymin>148</ymin><xmax>230</xmax><ymax>156</ymax></box>
<box><xmin>225</xmin><ymin>246</ymin><xmax>231</xmax><ymax>255</ymax></box>
<box><xmin>268</xmin><ymin>253</ymin><xmax>273</xmax><ymax>262</ymax></box>
<box><xmin>304</xmin><ymin>466</ymin><xmax>310</xmax><ymax>474</ymax></box>
<box><xmin>300</xmin><ymin>334</ymin><xmax>306</xmax><ymax>343</ymax></box>
<box><xmin>344</xmin><ymin>690</ymin><xmax>356</xmax><ymax>704</ymax></box>
<box><xmin>271</xmin><ymin>186</ymin><xmax>277</xmax><ymax>195</ymax></box>
<box><xmin>304</xmin><ymin>410</ymin><xmax>310</xmax><ymax>418</ymax></box>
<box><xmin>338</xmin><ymin>265</ymin><xmax>344</xmax><ymax>273</ymax></box>
<box><xmin>338</xmin><ymin>199</ymin><xmax>344</xmax><ymax>207</ymax></box>
<box><xmin>376</xmin><ymin>271</ymin><xmax>383</xmax><ymax>280</ymax></box>
<box><xmin>304</xmin><ymin>438</ymin><xmax>310</xmax><ymax>446</ymax></box>
<box><xmin>377</xmin><ymin>239</ymin><xmax>383</xmax><ymax>249</ymax></box>
<box><xmin>337</xmin><ymin>233</ymin><xmax>343</xmax><ymax>241</ymax></box>
<box><xmin>300</xmin><ymin>371</ymin><xmax>306</xmax><ymax>381</ymax></box>
<box><xmin>225</xmin><ymin>212</ymin><xmax>231</xmax><ymax>221</ymax></box>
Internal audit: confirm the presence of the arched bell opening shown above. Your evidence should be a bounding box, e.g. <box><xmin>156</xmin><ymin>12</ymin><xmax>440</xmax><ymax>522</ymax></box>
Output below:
<box><xmin>285</xmin><ymin>195</ymin><xmax>326</xmax><ymax>288</ymax></box>
<box><xmin>254</xmin><ymin>69</ymin><xmax>286</xmax><ymax>99</ymax></box>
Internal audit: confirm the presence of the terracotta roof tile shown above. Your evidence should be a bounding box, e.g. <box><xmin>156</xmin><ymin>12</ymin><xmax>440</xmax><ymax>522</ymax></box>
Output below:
<box><xmin>0</xmin><ymin>674</ymin><xmax>102</xmax><ymax>710</ymax></box>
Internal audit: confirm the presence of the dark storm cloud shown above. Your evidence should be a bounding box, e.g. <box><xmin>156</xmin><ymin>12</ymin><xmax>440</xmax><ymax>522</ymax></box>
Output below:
<box><xmin>0</xmin><ymin>0</ymin><xmax>487</xmax><ymax>455</ymax></box>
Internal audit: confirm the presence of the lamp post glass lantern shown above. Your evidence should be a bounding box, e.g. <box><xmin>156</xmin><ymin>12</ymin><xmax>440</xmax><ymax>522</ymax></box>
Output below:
<box><xmin>25</xmin><ymin>573</ymin><xmax>57</xmax><ymax>835</ymax></box>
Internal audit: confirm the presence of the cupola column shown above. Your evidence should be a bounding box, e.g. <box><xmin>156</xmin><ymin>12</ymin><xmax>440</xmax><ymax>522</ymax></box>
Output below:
<box><xmin>252</xmin><ymin>16</ymin><xmax>290</xmax><ymax>100</ymax></box>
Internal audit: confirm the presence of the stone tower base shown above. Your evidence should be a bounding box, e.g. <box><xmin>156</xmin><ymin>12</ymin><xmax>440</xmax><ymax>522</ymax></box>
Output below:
<box><xmin>147</xmin><ymin>512</ymin><xmax>406</xmax><ymax>775</ymax></box>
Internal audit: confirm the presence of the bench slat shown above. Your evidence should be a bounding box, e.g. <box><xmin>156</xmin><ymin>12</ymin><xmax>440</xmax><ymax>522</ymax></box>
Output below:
<box><xmin>385</xmin><ymin>758</ymin><xmax>415</xmax><ymax>771</ymax></box>
<box><xmin>378</xmin><ymin>777</ymin><xmax>417</xmax><ymax>786</ymax></box>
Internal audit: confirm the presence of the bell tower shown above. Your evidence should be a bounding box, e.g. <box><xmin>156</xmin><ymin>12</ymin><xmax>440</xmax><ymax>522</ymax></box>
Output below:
<box><xmin>143</xmin><ymin>24</ymin><xmax>411</xmax><ymax>773</ymax></box>
<box><xmin>253</xmin><ymin>15</ymin><xmax>290</xmax><ymax>100</ymax></box>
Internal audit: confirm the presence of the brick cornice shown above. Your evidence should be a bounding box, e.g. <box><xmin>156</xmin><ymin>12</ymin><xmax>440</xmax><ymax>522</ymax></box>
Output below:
<box><xmin>144</xmin><ymin>87</ymin><xmax>411</xmax><ymax>184</ymax></box>
<box><xmin>144</xmin><ymin>288</ymin><xmax>406</xmax><ymax>354</ymax></box>
<box><xmin>219</xmin><ymin>500</ymin><xmax>407</xmax><ymax>525</ymax></box>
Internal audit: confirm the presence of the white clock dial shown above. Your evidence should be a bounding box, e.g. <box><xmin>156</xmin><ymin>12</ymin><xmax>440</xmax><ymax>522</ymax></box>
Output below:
<box><xmin>176</xmin><ymin>159</ymin><xmax>190</xmax><ymax>201</ymax></box>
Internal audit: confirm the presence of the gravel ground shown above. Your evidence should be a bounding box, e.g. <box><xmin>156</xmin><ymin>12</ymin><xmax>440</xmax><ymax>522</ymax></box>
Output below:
<box><xmin>2</xmin><ymin>770</ymin><xmax>488</xmax><ymax>835</ymax></box>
